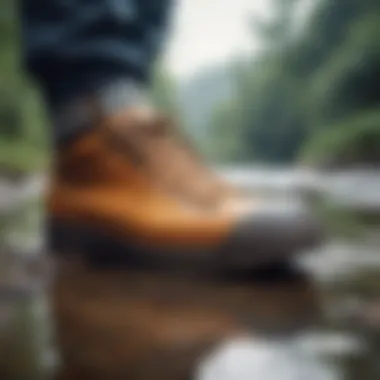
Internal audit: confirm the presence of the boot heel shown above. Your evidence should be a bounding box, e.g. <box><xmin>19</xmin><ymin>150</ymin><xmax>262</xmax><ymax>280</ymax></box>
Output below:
<box><xmin>47</xmin><ymin>219</ymin><xmax>153</xmax><ymax>270</ymax></box>
<box><xmin>47</xmin><ymin>219</ymin><xmax>114</xmax><ymax>268</ymax></box>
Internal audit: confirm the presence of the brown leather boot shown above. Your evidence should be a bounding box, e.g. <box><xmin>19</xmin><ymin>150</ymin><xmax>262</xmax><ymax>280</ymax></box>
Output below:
<box><xmin>47</xmin><ymin>104</ymin><xmax>322</xmax><ymax>273</ymax></box>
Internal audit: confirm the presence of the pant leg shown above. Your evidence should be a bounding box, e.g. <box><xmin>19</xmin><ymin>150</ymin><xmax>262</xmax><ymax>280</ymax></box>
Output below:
<box><xmin>20</xmin><ymin>0</ymin><xmax>173</xmax><ymax>110</ymax></box>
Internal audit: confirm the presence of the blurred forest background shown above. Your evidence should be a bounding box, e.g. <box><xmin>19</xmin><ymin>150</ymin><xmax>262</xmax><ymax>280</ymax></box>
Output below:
<box><xmin>1</xmin><ymin>0</ymin><xmax>380</xmax><ymax>174</ymax></box>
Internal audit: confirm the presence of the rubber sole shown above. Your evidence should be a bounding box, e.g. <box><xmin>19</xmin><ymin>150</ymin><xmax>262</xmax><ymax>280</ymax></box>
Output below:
<box><xmin>47</xmin><ymin>219</ymin><xmax>303</xmax><ymax>281</ymax></box>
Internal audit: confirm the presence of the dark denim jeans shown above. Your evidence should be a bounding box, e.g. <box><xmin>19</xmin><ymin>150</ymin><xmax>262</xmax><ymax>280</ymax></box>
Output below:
<box><xmin>21</xmin><ymin>0</ymin><xmax>172</xmax><ymax>109</ymax></box>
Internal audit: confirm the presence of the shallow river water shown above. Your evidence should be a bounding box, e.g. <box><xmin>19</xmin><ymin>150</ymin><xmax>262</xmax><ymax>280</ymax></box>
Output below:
<box><xmin>1</xmin><ymin>167</ymin><xmax>379</xmax><ymax>380</ymax></box>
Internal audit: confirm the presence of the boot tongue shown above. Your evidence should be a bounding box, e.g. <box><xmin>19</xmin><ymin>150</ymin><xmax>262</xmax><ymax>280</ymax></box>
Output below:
<box><xmin>103</xmin><ymin>107</ymin><xmax>221</xmax><ymax>208</ymax></box>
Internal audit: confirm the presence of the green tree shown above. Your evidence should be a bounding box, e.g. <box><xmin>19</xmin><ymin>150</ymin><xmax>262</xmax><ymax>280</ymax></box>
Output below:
<box><xmin>0</xmin><ymin>0</ymin><xmax>48</xmax><ymax>174</ymax></box>
<box><xmin>208</xmin><ymin>0</ymin><xmax>380</xmax><ymax>166</ymax></box>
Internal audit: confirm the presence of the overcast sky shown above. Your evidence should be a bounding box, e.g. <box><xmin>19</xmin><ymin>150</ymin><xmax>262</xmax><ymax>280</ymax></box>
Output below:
<box><xmin>163</xmin><ymin>0</ymin><xmax>315</xmax><ymax>80</ymax></box>
<box><xmin>164</xmin><ymin>0</ymin><xmax>268</xmax><ymax>80</ymax></box>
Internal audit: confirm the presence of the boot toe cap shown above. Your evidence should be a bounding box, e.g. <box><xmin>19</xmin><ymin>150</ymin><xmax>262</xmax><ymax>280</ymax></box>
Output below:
<box><xmin>223</xmin><ymin>200</ymin><xmax>324</xmax><ymax>268</ymax></box>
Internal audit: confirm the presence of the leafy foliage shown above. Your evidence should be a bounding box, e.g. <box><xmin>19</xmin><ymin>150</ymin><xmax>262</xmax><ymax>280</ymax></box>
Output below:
<box><xmin>207</xmin><ymin>0</ymin><xmax>380</xmax><ymax>167</ymax></box>
<box><xmin>301</xmin><ymin>110</ymin><xmax>380</xmax><ymax>168</ymax></box>
<box><xmin>0</xmin><ymin>0</ymin><xmax>48</xmax><ymax>174</ymax></box>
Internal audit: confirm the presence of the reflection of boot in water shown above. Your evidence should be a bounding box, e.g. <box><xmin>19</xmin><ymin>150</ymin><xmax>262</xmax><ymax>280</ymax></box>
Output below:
<box><xmin>48</xmin><ymin>102</ymin><xmax>324</xmax><ymax>379</ymax></box>
<box><xmin>51</xmin><ymin>258</ymin><xmax>320</xmax><ymax>379</ymax></box>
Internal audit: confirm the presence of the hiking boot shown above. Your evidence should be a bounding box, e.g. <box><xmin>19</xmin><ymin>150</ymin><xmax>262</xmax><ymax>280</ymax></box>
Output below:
<box><xmin>47</xmin><ymin>104</ymin><xmax>323</xmax><ymax>273</ymax></box>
